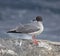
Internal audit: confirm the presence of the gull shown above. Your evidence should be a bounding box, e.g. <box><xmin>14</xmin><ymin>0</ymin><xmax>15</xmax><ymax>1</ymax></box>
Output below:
<box><xmin>7</xmin><ymin>16</ymin><xmax>44</xmax><ymax>45</ymax></box>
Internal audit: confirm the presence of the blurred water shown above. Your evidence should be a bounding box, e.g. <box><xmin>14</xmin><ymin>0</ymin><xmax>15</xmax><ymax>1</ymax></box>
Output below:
<box><xmin>0</xmin><ymin>0</ymin><xmax>60</xmax><ymax>41</ymax></box>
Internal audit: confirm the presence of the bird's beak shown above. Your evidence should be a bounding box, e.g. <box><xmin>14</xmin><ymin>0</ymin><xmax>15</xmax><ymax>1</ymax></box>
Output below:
<box><xmin>33</xmin><ymin>19</ymin><xmax>36</xmax><ymax>21</ymax></box>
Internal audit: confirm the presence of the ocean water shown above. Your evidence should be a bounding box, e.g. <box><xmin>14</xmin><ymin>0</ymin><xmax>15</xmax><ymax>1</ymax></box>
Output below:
<box><xmin>0</xmin><ymin>0</ymin><xmax>60</xmax><ymax>41</ymax></box>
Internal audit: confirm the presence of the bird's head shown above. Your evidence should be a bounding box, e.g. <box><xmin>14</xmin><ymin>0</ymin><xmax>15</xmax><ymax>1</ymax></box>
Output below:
<box><xmin>33</xmin><ymin>16</ymin><xmax>43</xmax><ymax>22</ymax></box>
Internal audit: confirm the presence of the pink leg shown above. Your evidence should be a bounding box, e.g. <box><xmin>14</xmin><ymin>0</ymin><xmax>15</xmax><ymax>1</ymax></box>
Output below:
<box><xmin>32</xmin><ymin>35</ymin><xmax>38</xmax><ymax>45</ymax></box>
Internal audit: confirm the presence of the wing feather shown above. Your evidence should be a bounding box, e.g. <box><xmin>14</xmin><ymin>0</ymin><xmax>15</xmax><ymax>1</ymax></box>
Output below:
<box><xmin>16</xmin><ymin>24</ymin><xmax>40</xmax><ymax>33</ymax></box>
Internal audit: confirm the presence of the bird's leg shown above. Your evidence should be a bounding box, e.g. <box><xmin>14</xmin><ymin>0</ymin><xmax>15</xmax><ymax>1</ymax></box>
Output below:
<box><xmin>32</xmin><ymin>35</ymin><xmax>38</xmax><ymax>45</ymax></box>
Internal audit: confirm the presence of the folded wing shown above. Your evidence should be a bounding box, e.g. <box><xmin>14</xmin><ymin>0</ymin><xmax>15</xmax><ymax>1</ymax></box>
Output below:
<box><xmin>7</xmin><ymin>24</ymin><xmax>40</xmax><ymax>33</ymax></box>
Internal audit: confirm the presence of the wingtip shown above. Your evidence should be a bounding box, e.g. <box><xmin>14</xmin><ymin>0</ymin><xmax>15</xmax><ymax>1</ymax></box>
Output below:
<box><xmin>7</xmin><ymin>30</ymin><xmax>16</xmax><ymax>33</ymax></box>
<box><xmin>7</xmin><ymin>31</ymin><xmax>11</xmax><ymax>33</ymax></box>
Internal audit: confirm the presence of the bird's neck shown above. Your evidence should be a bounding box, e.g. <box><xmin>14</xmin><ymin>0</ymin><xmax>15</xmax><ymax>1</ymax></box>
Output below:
<box><xmin>38</xmin><ymin>21</ymin><xmax>44</xmax><ymax>29</ymax></box>
<box><xmin>37</xmin><ymin>21</ymin><xmax>43</xmax><ymax>26</ymax></box>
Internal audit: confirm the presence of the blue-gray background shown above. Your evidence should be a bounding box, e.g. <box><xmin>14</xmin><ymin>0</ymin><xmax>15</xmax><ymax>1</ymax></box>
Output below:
<box><xmin>0</xmin><ymin>0</ymin><xmax>60</xmax><ymax>42</ymax></box>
